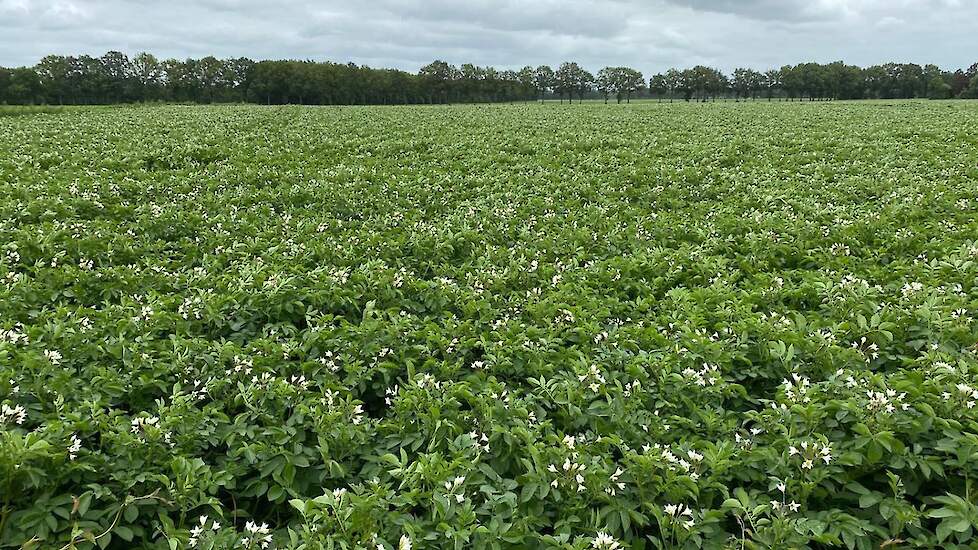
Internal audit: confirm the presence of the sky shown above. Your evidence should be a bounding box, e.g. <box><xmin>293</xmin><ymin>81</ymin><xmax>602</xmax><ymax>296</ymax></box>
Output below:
<box><xmin>1</xmin><ymin>0</ymin><xmax>975</xmax><ymax>75</ymax></box>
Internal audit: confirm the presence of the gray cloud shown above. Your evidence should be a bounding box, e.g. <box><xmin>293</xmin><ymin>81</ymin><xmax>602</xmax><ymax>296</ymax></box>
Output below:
<box><xmin>660</xmin><ymin>0</ymin><xmax>853</xmax><ymax>21</ymax></box>
<box><xmin>660</xmin><ymin>0</ymin><xmax>966</xmax><ymax>22</ymax></box>
<box><xmin>0</xmin><ymin>0</ymin><xmax>974</xmax><ymax>75</ymax></box>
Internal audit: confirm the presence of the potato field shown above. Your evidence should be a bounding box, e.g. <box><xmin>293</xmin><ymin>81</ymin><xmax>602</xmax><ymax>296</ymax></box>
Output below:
<box><xmin>2</xmin><ymin>101</ymin><xmax>978</xmax><ymax>549</ymax></box>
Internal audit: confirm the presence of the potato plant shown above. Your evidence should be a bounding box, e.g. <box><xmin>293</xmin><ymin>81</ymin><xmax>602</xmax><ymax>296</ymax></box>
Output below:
<box><xmin>1</xmin><ymin>101</ymin><xmax>978</xmax><ymax>549</ymax></box>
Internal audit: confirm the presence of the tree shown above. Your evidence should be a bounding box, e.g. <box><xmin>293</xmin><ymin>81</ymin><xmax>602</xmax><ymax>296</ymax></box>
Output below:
<box><xmin>895</xmin><ymin>63</ymin><xmax>924</xmax><ymax>98</ymax></box>
<box><xmin>950</xmin><ymin>70</ymin><xmax>970</xmax><ymax>97</ymax></box>
<box><xmin>163</xmin><ymin>59</ymin><xmax>189</xmax><ymax>101</ymax></box>
<box><xmin>100</xmin><ymin>51</ymin><xmax>134</xmax><ymax>102</ymax></box>
<box><xmin>966</xmin><ymin>62</ymin><xmax>978</xmax><ymax>79</ymax></box>
<box><xmin>595</xmin><ymin>66</ymin><xmax>642</xmax><ymax>103</ymax></box>
<box><xmin>731</xmin><ymin>68</ymin><xmax>763</xmax><ymax>101</ymax></box>
<box><xmin>826</xmin><ymin>62</ymin><xmax>864</xmax><ymax>100</ymax></box>
<box><xmin>680</xmin><ymin>66</ymin><xmax>726</xmax><ymax>101</ymax></box>
<box><xmin>863</xmin><ymin>65</ymin><xmax>887</xmax><ymax>99</ymax></box>
<box><xmin>458</xmin><ymin>63</ymin><xmax>482</xmax><ymax>100</ymax></box>
<box><xmin>926</xmin><ymin>76</ymin><xmax>952</xmax><ymax>99</ymax></box>
<box><xmin>576</xmin><ymin>68</ymin><xmax>594</xmax><ymax>103</ymax></box>
<box><xmin>288</xmin><ymin>61</ymin><xmax>320</xmax><ymax>105</ymax></box>
<box><xmin>664</xmin><ymin>69</ymin><xmax>682</xmax><ymax>102</ymax></box>
<box><xmin>517</xmin><ymin>66</ymin><xmax>535</xmax><ymax>99</ymax></box>
<box><xmin>35</xmin><ymin>55</ymin><xmax>71</xmax><ymax>104</ymax></box>
<box><xmin>962</xmin><ymin>74</ymin><xmax>978</xmax><ymax>99</ymax></box>
<box><xmin>132</xmin><ymin>52</ymin><xmax>164</xmax><ymax>101</ymax></box>
<box><xmin>197</xmin><ymin>56</ymin><xmax>225</xmax><ymax>103</ymax></box>
<box><xmin>532</xmin><ymin>65</ymin><xmax>554</xmax><ymax>102</ymax></box>
<box><xmin>419</xmin><ymin>60</ymin><xmax>457</xmax><ymax>103</ymax></box>
<box><xmin>649</xmin><ymin>73</ymin><xmax>668</xmax><ymax>102</ymax></box>
<box><xmin>596</xmin><ymin>67</ymin><xmax>614</xmax><ymax>103</ymax></box>
<box><xmin>555</xmin><ymin>62</ymin><xmax>583</xmax><ymax>104</ymax></box>
<box><xmin>781</xmin><ymin>65</ymin><xmax>802</xmax><ymax>100</ymax></box>
<box><xmin>958</xmin><ymin>63</ymin><xmax>978</xmax><ymax>98</ymax></box>
<box><xmin>8</xmin><ymin>67</ymin><xmax>42</xmax><ymax>104</ymax></box>
<box><xmin>794</xmin><ymin>62</ymin><xmax>828</xmax><ymax>100</ymax></box>
<box><xmin>0</xmin><ymin>67</ymin><xmax>10</xmax><ymax>103</ymax></box>
<box><xmin>763</xmin><ymin>69</ymin><xmax>782</xmax><ymax>100</ymax></box>
<box><xmin>65</xmin><ymin>55</ymin><xmax>103</xmax><ymax>104</ymax></box>
<box><xmin>619</xmin><ymin>68</ymin><xmax>644</xmax><ymax>103</ymax></box>
<box><xmin>713</xmin><ymin>70</ymin><xmax>730</xmax><ymax>100</ymax></box>
<box><xmin>921</xmin><ymin>64</ymin><xmax>944</xmax><ymax>99</ymax></box>
<box><xmin>677</xmin><ymin>69</ymin><xmax>695</xmax><ymax>101</ymax></box>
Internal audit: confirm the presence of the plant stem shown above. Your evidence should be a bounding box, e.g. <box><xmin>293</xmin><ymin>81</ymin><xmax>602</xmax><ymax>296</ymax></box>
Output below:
<box><xmin>0</xmin><ymin>504</ymin><xmax>10</xmax><ymax>544</ymax></box>
<box><xmin>56</xmin><ymin>491</ymin><xmax>166</xmax><ymax>550</ymax></box>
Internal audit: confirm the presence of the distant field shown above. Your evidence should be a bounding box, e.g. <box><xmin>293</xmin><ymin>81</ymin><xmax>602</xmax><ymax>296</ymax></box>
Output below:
<box><xmin>2</xmin><ymin>101</ymin><xmax>978</xmax><ymax>549</ymax></box>
<box><xmin>0</xmin><ymin>105</ymin><xmax>67</xmax><ymax>117</ymax></box>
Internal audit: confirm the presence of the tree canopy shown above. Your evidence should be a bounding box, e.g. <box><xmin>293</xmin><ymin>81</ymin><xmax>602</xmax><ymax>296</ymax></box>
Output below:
<box><xmin>1</xmin><ymin>52</ymin><xmax>976</xmax><ymax>105</ymax></box>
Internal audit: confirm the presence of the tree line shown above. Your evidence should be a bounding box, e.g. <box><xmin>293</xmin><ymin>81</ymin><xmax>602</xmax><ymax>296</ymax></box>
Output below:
<box><xmin>648</xmin><ymin>62</ymin><xmax>978</xmax><ymax>102</ymax></box>
<box><xmin>1</xmin><ymin>51</ymin><xmax>977</xmax><ymax>105</ymax></box>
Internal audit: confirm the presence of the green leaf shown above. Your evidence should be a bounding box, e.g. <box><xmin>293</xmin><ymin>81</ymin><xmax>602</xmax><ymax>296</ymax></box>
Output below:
<box><xmin>115</xmin><ymin>525</ymin><xmax>134</xmax><ymax>542</ymax></box>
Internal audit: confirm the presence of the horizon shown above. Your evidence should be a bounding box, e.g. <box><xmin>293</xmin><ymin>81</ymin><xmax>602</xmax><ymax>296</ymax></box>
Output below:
<box><xmin>3</xmin><ymin>50</ymin><xmax>976</xmax><ymax>76</ymax></box>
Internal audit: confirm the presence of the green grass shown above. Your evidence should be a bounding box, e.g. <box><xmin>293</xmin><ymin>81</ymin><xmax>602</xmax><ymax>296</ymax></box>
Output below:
<box><xmin>0</xmin><ymin>105</ymin><xmax>67</xmax><ymax>117</ymax></box>
<box><xmin>2</xmin><ymin>101</ymin><xmax>978</xmax><ymax>549</ymax></box>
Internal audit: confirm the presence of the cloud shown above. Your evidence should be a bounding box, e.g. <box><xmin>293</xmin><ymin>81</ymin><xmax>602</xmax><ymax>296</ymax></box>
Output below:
<box><xmin>0</xmin><ymin>0</ymin><xmax>974</xmax><ymax>75</ymax></box>
<box><xmin>659</xmin><ymin>0</ymin><xmax>968</xmax><ymax>22</ymax></box>
<box><xmin>876</xmin><ymin>15</ymin><xmax>905</xmax><ymax>28</ymax></box>
<box><xmin>379</xmin><ymin>0</ymin><xmax>631</xmax><ymax>38</ymax></box>
<box><xmin>0</xmin><ymin>0</ymin><xmax>29</xmax><ymax>14</ymax></box>
<box><xmin>661</xmin><ymin>0</ymin><xmax>854</xmax><ymax>21</ymax></box>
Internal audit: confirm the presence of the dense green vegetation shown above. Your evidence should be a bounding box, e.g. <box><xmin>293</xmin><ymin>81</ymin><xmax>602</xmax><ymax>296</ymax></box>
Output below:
<box><xmin>2</xmin><ymin>51</ymin><xmax>977</xmax><ymax>105</ymax></box>
<box><xmin>2</xmin><ymin>101</ymin><xmax>978</xmax><ymax>549</ymax></box>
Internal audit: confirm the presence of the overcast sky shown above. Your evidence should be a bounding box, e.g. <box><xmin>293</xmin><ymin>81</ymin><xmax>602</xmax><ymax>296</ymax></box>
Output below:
<box><xmin>1</xmin><ymin>0</ymin><xmax>975</xmax><ymax>74</ymax></box>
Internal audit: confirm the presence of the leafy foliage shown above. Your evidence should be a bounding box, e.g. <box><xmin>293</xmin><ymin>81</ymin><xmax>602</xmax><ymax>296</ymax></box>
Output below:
<box><xmin>2</xmin><ymin>101</ymin><xmax>978</xmax><ymax>549</ymax></box>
